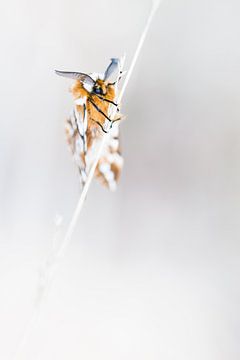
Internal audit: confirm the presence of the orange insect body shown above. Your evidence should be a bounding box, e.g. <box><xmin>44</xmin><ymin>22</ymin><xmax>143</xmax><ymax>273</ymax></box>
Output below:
<box><xmin>71</xmin><ymin>79</ymin><xmax>116</xmax><ymax>132</ymax></box>
<box><xmin>56</xmin><ymin>59</ymin><xmax>124</xmax><ymax>190</ymax></box>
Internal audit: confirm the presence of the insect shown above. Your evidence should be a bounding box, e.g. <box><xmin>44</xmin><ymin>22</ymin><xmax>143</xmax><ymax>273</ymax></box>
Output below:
<box><xmin>55</xmin><ymin>58</ymin><xmax>124</xmax><ymax>191</ymax></box>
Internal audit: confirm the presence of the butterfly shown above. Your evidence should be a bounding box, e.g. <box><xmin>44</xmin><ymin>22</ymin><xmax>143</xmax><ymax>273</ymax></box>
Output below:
<box><xmin>55</xmin><ymin>58</ymin><xmax>124</xmax><ymax>191</ymax></box>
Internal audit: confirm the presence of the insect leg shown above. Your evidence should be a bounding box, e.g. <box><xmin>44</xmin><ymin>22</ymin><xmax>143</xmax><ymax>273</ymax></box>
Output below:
<box><xmin>108</xmin><ymin>70</ymin><xmax>124</xmax><ymax>85</ymax></box>
<box><xmin>89</xmin><ymin>99</ymin><xmax>112</xmax><ymax>122</ymax></box>
<box><xmin>93</xmin><ymin>94</ymin><xmax>118</xmax><ymax>107</ymax></box>
<box><xmin>110</xmin><ymin>117</ymin><xmax>122</xmax><ymax>129</ymax></box>
<box><xmin>91</xmin><ymin>119</ymin><xmax>108</xmax><ymax>133</ymax></box>
<box><xmin>93</xmin><ymin>95</ymin><xmax>120</xmax><ymax>113</ymax></box>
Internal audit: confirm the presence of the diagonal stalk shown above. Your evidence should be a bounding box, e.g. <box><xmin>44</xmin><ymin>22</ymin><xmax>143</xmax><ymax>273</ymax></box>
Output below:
<box><xmin>13</xmin><ymin>1</ymin><xmax>163</xmax><ymax>359</ymax></box>
<box><xmin>60</xmin><ymin>0</ymin><xmax>162</xmax><ymax>252</ymax></box>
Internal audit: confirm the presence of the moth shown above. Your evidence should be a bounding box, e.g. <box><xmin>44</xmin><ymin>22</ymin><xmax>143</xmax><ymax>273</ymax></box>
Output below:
<box><xmin>55</xmin><ymin>58</ymin><xmax>124</xmax><ymax>191</ymax></box>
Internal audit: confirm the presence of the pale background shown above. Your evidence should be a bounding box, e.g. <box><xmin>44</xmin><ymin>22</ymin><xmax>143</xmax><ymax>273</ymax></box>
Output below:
<box><xmin>0</xmin><ymin>0</ymin><xmax>240</xmax><ymax>359</ymax></box>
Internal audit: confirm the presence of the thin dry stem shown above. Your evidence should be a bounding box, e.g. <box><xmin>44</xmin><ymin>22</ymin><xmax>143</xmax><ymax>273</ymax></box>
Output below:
<box><xmin>60</xmin><ymin>0</ymin><xmax>162</xmax><ymax>251</ymax></box>
<box><xmin>13</xmin><ymin>1</ymin><xmax>162</xmax><ymax>359</ymax></box>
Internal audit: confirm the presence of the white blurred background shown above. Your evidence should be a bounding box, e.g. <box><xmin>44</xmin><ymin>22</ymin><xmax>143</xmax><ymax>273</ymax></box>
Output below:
<box><xmin>0</xmin><ymin>0</ymin><xmax>240</xmax><ymax>359</ymax></box>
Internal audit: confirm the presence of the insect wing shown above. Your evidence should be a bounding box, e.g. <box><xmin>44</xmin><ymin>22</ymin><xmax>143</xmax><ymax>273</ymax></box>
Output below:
<box><xmin>96</xmin><ymin>123</ymin><xmax>123</xmax><ymax>191</ymax></box>
<box><xmin>55</xmin><ymin>70</ymin><xmax>95</xmax><ymax>88</ymax></box>
<box><xmin>104</xmin><ymin>58</ymin><xmax>120</xmax><ymax>82</ymax></box>
<box><xmin>65</xmin><ymin>102</ymin><xmax>89</xmax><ymax>186</ymax></box>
